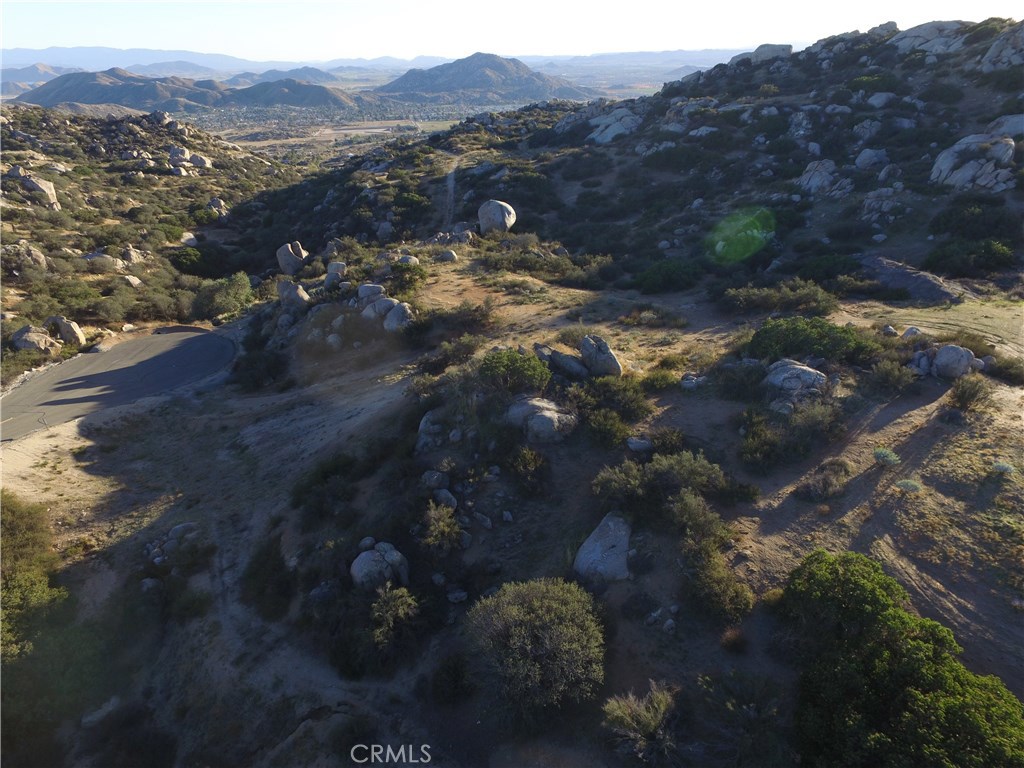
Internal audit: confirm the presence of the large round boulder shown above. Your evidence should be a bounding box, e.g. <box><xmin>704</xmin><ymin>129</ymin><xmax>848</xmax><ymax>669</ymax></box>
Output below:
<box><xmin>478</xmin><ymin>200</ymin><xmax>516</xmax><ymax>234</ymax></box>
<box><xmin>349</xmin><ymin>542</ymin><xmax>409</xmax><ymax>590</ymax></box>
<box><xmin>580</xmin><ymin>335</ymin><xmax>623</xmax><ymax>377</ymax></box>
<box><xmin>933</xmin><ymin>344</ymin><xmax>976</xmax><ymax>379</ymax></box>
<box><xmin>276</xmin><ymin>241</ymin><xmax>308</xmax><ymax>276</ymax></box>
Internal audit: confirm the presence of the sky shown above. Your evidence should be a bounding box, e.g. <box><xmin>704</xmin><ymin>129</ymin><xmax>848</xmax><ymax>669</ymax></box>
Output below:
<box><xmin>2</xmin><ymin>0</ymin><xmax>1020</xmax><ymax>63</ymax></box>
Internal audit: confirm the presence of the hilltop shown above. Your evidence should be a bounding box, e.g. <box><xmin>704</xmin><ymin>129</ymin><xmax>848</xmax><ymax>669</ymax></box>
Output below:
<box><xmin>2</xmin><ymin>16</ymin><xmax>1023</xmax><ymax>768</ymax></box>
<box><xmin>376</xmin><ymin>51</ymin><xmax>599</xmax><ymax>103</ymax></box>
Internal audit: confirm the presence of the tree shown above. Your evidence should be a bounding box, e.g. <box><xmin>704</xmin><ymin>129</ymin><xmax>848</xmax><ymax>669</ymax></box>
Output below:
<box><xmin>782</xmin><ymin>550</ymin><xmax>1024</xmax><ymax>768</ymax></box>
<box><xmin>467</xmin><ymin>578</ymin><xmax>604</xmax><ymax>714</ymax></box>
<box><xmin>477</xmin><ymin>348</ymin><xmax>551</xmax><ymax>394</ymax></box>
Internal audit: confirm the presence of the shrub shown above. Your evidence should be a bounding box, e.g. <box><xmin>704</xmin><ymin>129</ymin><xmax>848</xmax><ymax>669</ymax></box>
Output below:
<box><xmin>796</xmin><ymin>458</ymin><xmax>854</xmax><ymax>502</ymax></box>
<box><xmin>556</xmin><ymin>323</ymin><xmax>597</xmax><ymax>348</ymax></box>
<box><xmin>893</xmin><ymin>479</ymin><xmax>923</xmax><ymax>494</ymax></box>
<box><xmin>746</xmin><ymin>316</ymin><xmax>880</xmax><ymax>364</ymax></box>
<box><xmin>569</xmin><ymin>376</ymin><xmax>654</xmax><ymax>421</ymax></box>
<box><xmin>585</xmin><ymin>408</ymin><xmax>631</xmax><ymax>448</ymax></box>
<box><xmin>684</xmin><ymin>539</ymin><xmax>755</xmax><ymax>622</ymax></box>
<box><xmin>467</xmin><ymin>579</ymin><xmax>604</xmax><ymax>715</ymax></box>
<box><xmin>508</xmin><ymin>446</ymin><xmax>550</xmax><ymax>495</ymax></box>
<box><xmin>431</xmin><ymin>652</ymin><xmax>475</xmax><ymax>704</ymax></box>
<box><xmin>641</xmin><ymin>368</ymin><xmax>679</xmax><ymax>392</ymax></box>
<box><xmin>866</xmin><ymin>359</ymin><xmax>916</xmax><ymax>395</ymax></box>
<box><xmin>873</xmin><ymin>447</ymin><xmax>901</xmax><ymax>467</ymax></box>
<box><xmin>602</xmin><ymin>680</ymin><xmax>678</xmax><ymax>763</ymax></box>
<box><xmin>781</xmin><ymin>550</ymin><xmax>1024</xmax><ymax>768</ymax></box>
<box><xmin>988</xmin><ymin>356</ymin><xmax>1024</xmax><ymax>386</ymax></box>
<box><xmin>948</xmin><ymin>373</ymin><xmax>993</xmax><ymax>412</ymax></box>
<box><xmin>713</xmin><ymin>361</ymin><xmax>767</xmax><ymax>401</ymax></box>
<box><xmin>636</xmin><ymin>258</ymin><xmax>703</xmax><ymax>294</ymax></box>
<box><xmin>0</xmin><ymin>491</ymin><xmax>68</xmax><ymax>659</ymax></box>
<box><xmin>370</xmin><ymin>584</ymin><xmax>419</xmax><ymax>655</ymax></box>
<box><xmin>922</xmin><ymin>239</ymin><xmax>1017</xmax><ymax>277</ymax></box>
<box><xmin>420</xmin><ymin>502</ymin><xmax>461</xmax><ymax>558</ymax></box>
<box><xmin>721</xmin><ymin>278</ymin><xmax>838</xmax><ymax>316</ymax></box>
<box><xmin>720</xmin><ymin>626</ymin><xmax>748</xmax><ymax>653</ymax></box>
<box><xmin>477</xmin><ymin>348</ymin><xmax>551</xmax><ymax>394</ymax></box>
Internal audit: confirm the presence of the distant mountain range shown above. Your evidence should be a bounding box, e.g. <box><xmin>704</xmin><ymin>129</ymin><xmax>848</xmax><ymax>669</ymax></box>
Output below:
<box><xmin>12</xmin><ymin>53</ymin><xmax>607</xmax><ymax>114</ymax></box>
<box><xmin>13</xmin><ymin>67</ymin><xmax>389</xmax><ymax>112</ymax></box>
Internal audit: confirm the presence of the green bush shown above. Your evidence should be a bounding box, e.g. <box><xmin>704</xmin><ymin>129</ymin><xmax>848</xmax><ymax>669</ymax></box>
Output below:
<box><xmin>866</xmin><ymin>360</ymin><xmax>916</xmax><ymax>395</ymax></box>
<box><xmin>988</xmin><ymin>356</ymin><xmax>1024</xmax><ymax>386</ymax></box>
<box><xmin>781</xmin><ymin>550</ymin><xmax>1024</xmax><ymax>768</ymax></box>
<box><xmin>584</xmin><ymin>408</ymin><xmax>632</xmax><ymax>448</ymax></box>
<box><xmin>739</xmin><ymin>403</ymin><xmax>845</xmax><ymax>473</ymax></box>
<box><xmin>602</xmin><ymin>680</ymin><xmax>678</xmax><ymax>763</ymax></box>
<box><xmin>685</xmin><ymin>540</ymin><xmax>755</xmax><ymax>623</ymax></box>
<box><xmin>873</xmin><ymin>447</ymin><xmax>901</xmax><ymax>466</ymax></box>
<box><xmin>636</xmin><ymin>258</ymin><xmax>703</xmax><ymax>294</ymax></box>
<box><xmin>508</xmin><ymin>445</ymin><xmax>550</xmax><ymax>495</ymax></box>
<box><xmin>722</xmin><ymin>278</ymin><xmax>838</xmax><ymax>316</ymax></box>
<box><xmin>948</xmin><ymin>373</ymin><xmax>993</xmax><ymax>412</ymax></box>
<box><xmin>641</xmin><ymin>368</ymin><xmax>680</xmax><ymax>392</ymax></box>
<box><xmin>922</xmin><ymin>239</ymin><xmax>1017</xmax><ymax>277</ymax></box>
<box><xmin>370</xmin><ymin>584</ymin><xmax>419</xmax><ymax>656</ymax></box>
<box><xmin>713</xmin><ymin>361</ymin><xmax>767</xmax><ymax>401</ymax></box>
<box><xmin>796</xmin><ymin>458</ymin><xmax>854</xmax><ymax>502</ymax></box>
<box><xmin>420</xmin><ymin>502</ymin><xmax>461</xmax><ymax>558</ymax></box>
<box><xmin>431</xmin><ymin>652</ymin><xmax>476</xmax><ymax>705</ymax></box>
<box><xmin>478</xmin><ymin>348</ymin><xmax>551</xmax><ymax>394</ymax></box>
<box><xmin>746</xmin><ymin>316</ymin><xmax>880</xmax><ymax>364</ymax></box>
<box><xmin>0</xmin><ymin>492</ymin><xmax>68</xmax><ymax>659</ymax></box>
<box><xmin>569</xmin><ymin>376</ymin><xmax>654</xmax><ymax>421</ymax></box>
<box><xmin>593</xmin><ymin>451</ymin><xmax>729</xmax><ymax>523</ymax></box>
<box><xmin>467</xmin><ymin>579</ymin><xmax>604</xmax><ymax>716</ymax></box>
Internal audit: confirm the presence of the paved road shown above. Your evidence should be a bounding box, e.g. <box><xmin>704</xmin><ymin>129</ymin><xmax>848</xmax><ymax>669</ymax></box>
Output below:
<box><xmin>1</xmin><ymin>327</ymin><xmax>235</xmax><ymax>442</ymax></box>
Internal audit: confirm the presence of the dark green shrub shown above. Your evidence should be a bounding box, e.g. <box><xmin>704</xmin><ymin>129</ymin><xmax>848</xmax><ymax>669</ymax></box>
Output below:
<box><xmin>713</xmin><ymin>361</ymin><xmax>767</xmax><ymax>401</ymax></box>
<box><xmin>922</xmin><ymin>239</ymin><xmax>1018</xmax><ymax>277</ymax></box>
<box><xmin>508</xmin><ymin>446</ymin><xmax>549</xmax><ymax>495</ymax></box>
<box><xmin>641</xmin><ymin>368</ymin><xmax>680</xmax><ymax>392</ymax></box>
<box><xmin>636</xmin><ymin>258</ymin><xmax>703</xmax><ymax>294</ymax></box>
<box><xmin>431</xmin><ymin>652</ymin><xmax>476</xmax><ymax>704</ymax></box>
<box><xmin>746</xmin><ymin>316</ymin><xmax>880</xmax><ymax>364</ymax></box>
<box><xmin>467</xmin><ymin>579</ymin><xmax>604</xmax><ymax>716</ymax></box>
<box><xmin>585</xmin><ymin>408</ymin><xmax>632</xmax><ymax>448</ymax></box>
<box><xmin>928</xmin><ymin>196</ymin><xmax>1020</xmax><ymax>243</ymax></box>
<box><xmin>478</xmin><ymin>348</ymin><xmax>551</xmax><ymax>394</ymax></box>
<box><xmin>569</xmin><ymin>376</ymin><xmax>654</xmax><ymax>421</ymax></box>
<box><xmin>722</xmin><ymin>278</ymin><xmax>838</xmax><ymax>316</ymax></box>
<box><xmin>420</xmin><ymin>502</ymin><xmax>461</xmax><ymax>558</ymax></box>
<box><xmin>0</xmin><ymin>491</ymin><xmax>68</xmax><ymax>659</ymax></box>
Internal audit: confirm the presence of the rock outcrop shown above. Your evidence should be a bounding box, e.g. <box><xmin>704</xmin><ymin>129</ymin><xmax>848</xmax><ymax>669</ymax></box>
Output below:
<box><xmin>763</xmin><ymin>359</ymin><xmax>826</xmax><ymax>392</ymax></box>
<box><xmin>276</xmin><ymin>241</ymin><xmax>308</xmax><ymax>276</ymax></box>
<box><xmin>573</xmin><ymin>513</ymin><xmax>631</xmax><ymax>583</ymax></box>
<box><xmin>580</xmin><ymin>335</ymin><xmax>623</xmax><ymax>377</ymax></box>
<box><xmin>45</xmin><ymin>316</ymin><xmax>87</xmax><ymax>346</ymax></box>
<box><xmin>21</xmin><ymin>175</ymin><xmax>60</xmax><ymax>210</ymax></box>
<box><xmin>505</xmin><ymin>397</ymin><xmax>577</xmax><ymax>443</ymax></box>
<box><xmin>277</xmin><ymin>280</ymin><xmax>310</xmax><ymax>312</ymax></box>
<box><xmin>729</xmin><ymin>44</ymin><xmax>793</xmax><ymax>65</ymax></box>
<box><xmin>11</xmin><ymin>325</ymin><xmax>62</xmax><ymax>354</ymax></box>
<box><xmin>929</xmin><ymin>134</ymin><xmax>1016</xmax><ymax>192</ymax></box>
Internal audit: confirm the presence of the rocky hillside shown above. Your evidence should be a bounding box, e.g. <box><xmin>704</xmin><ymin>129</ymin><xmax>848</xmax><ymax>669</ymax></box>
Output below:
<box><xmin>2</xmin><ymin>18</ymin><xmax>1024</xmax><ymax>768</ymax></box>
<box><xmin>255</xmin><ymin>18</ymin><xmax>1021</xmax><ymax>302</ymax></box>
<box><xmin>375</xmin><ymin>52</ymin><xmax>600</xmax><ymax>103</ymax></box>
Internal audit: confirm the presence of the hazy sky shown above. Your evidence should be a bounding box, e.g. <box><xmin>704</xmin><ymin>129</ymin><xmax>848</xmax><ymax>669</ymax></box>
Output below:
<box><xmin>2</xmin><ymin>0</ymin><xmax>1020</xmax><ymax>62</ymax></box>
